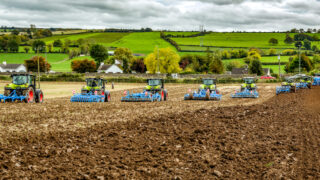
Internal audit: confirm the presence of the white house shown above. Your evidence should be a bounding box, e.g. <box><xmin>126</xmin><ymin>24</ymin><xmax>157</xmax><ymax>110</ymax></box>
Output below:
<box><xmin>98</xmin><ymin>63</ymin><xmax>123</xmax><ymax>74</ymax></box>
<box><xmin>0</xmin><ymin>62</ymin><xmax>27</xmax><ymax>73</ymax></box>
<box><xmin>114</xmin><ymin>59</ymin><xmax>123</xmax><ymax>66</ymax></box>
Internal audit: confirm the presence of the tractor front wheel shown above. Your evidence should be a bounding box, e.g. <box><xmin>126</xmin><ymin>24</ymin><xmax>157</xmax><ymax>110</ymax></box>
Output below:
<box><xmin>25</xmin><ymin>87</ymin><xmax>35</xmax><ymax>103</ymax></box>
<box><xmin>35</xmin><ymin>90</ymin><xmax>44</xmax><ymax>103</ymax></box>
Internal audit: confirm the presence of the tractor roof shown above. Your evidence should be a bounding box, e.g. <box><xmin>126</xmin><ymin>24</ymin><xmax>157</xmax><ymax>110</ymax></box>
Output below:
<box><xmin>203</xmin><ymin>78</ymin><xmax>216</xmax><ymax>80</ymax></box>
<box><xmin>86</xmin><ymin>78</ymin><xmax>104</xmax><ymax>80</ymax></box>
<box><xmin>11</xmin><ymin>73</ymin><xmax>35</xmax><ymax>77</ymax></box>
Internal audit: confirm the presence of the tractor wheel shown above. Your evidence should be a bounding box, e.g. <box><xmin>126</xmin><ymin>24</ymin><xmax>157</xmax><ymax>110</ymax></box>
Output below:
<box><xmin>163</xmin><ymin>90</ymin><xmax>168</xmax><ymax>101</ymax></box>
<box><xmin>24</xmin><ymin>87</ymin><xmax>35</xmax><ymax>103</ymax></box>
<box><xmin>205</xmin><ymin>91</ymin><xmax>210</xmax><ymax>100</ymax></box>
<box><xmin>291</xmin><ymin>86</ymin><xmax>296</xmax><ymax>93</ymax></box>
<box><xmin>189</xmin><ymin>93</ymin><xmax>193</xmax><ymax>100</ymax></box>
<box><xmin>104</xmin><ymin>91</ymin><xmax>111</xmax><ymax>102</ymax></box>
<box><xmin>4</xmin><ymin>89</ymin><xmax>10</xmax><ymax>96</ymax></box>
<box><xmin>308</xmin><ymin>83</ymin><xmax>312</xmax><ymax>89</ymax></box>
<box><xmin>160</xmin><ymin>91</ymin><xmax>165</xmax><ymax>101</ymax></box>
<box><xmin>81</xmin><ymin>89</ymin><xmax>88</xmax><ymax>95</ymax></box>
<box><xmin>35</xmin><ymin>90</ymin><xmax>44</xmax><ymax>103</ymax></box>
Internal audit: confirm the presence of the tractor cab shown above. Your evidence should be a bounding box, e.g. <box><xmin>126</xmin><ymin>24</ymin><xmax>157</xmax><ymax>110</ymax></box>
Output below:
<box><xmin>199</xmin><ymin>78</ymin><xmax>217</xmax><ymax>92</ymax></box>
<box><xmin>145</xmin><ymin>79</ymin><xmax>164</xmax><ymax>92</ymax></box>
<box><xmin>81</xmin><ymin>78</ymin><xmax>106</xmax><ymax>94</ymax></box>
<box><xmin>300</xmin><ymin>76</ymin><xmax>312</xmax><ymax>83</ymax></box>
<box><xmin>282</xmin><ymin>77</ymin><xmax>295</xmax><ymax>86</ymax></box>
<box><xmin>241</xmin><ymin>77</ymin><xmax>256</xmax><ymax>91</ymax></box>
<box><xmin>5</xmin><ymin>74</ymin><xmax>36</xmax><ymax>96</ymax></box>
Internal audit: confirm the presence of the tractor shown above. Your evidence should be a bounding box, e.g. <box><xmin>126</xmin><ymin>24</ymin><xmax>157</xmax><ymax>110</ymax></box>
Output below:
<box><xmin>298</xmin><ymin>76</ymin><xmax>312</xmax><ymax>89</ymax></box>
<box><xmin>231</xmin><ymin>77</ymin><xmax>259</xmax><ymax>98</ymax></box>
<box><xmin>121</xmin><ymin>79</ymin><xmax>168</xmax><ymax>102</ymax></box>
<box><xmin>276</xmin><ymin>77</ymin><xmax>297</xmax><ymax>95</ymax></box>
<box><xmin>0</xmin><ymin>73</ymin><xmax>43</xmax><ymax>103</ymax></box>
<box><xmin>184</xmin><ymin>78</ymin><xmax>222</xmax><ymax>101</ymax></box>
<box><xmin>313</xmin><ymin>73</ymin><xmax>320</xmax><ymax>86</ymax></box>
<box><xmin>70</xmin><ymin>78</ymin><xmax>111</xmax><ymax>102</ymax></box>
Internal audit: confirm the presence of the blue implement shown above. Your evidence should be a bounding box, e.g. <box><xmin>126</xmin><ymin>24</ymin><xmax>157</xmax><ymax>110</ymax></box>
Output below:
<box><xmin>70</xmin><ymin>92</ymin><xmax>105</xmax><ymax>102</ymax></box>
<box><xmin>276</xmin><ymin>86</ymin><xmax>292</xmax><ymax>95</ymax></box>
<box><xmin>184</xmin><ymin>89</ymin><xmax>222</xmax><ymax>101</ymax></box>
<box><xmin>121</xmin><ymin>90</ymin><xmax>162</xmax><ymax>102</ymax></box>
<box><xmin>0</xmin><ymin>90</ymin><xmax>27</xmax><ymax>103</ymax></box>
<box><xmin>313</xmin><ymin>77</ymin><xmax>320</xmax><ymax>86</ymax></box>
<box><xmin>231</xmin><ymin>89</ymin><xmax>259</xmax><ymax>98</ymax></box>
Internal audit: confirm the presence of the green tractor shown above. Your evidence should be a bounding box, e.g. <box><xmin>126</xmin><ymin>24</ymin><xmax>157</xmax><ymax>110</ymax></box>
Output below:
<box><xmin>300</xmin><ymin>76</ymin><xmax>312</xmax><ymax>89</ymax></box>
<box><xmin>199</xmin><ymin>79</ymin><xmax>218</xmax><ymax>93</ymax></box>
<box><xmin>240</xmin><ymin>77</ymin><xmax>257</xmax><ymax>91</ymax></box>
<box><xmin>4</xmin><ymin>73</ymin><xmax>43</xmax><ymax>103</ymax></box>
<box><xmin>80</xmin><ymin>78</ymin><xmax>111</xmax><ymax>102</ymax></box>
<box><xmin>281</xmin><ymin>78</ymin><xmax>297</xmax><ymax>92</ymax></box>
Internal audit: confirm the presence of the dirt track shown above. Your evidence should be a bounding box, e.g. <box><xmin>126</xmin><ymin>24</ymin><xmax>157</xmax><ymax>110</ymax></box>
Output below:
<box><xmin>0</xmin><ymin>84</ymin><xmax>319</xmax><ymax>179</ymax></box>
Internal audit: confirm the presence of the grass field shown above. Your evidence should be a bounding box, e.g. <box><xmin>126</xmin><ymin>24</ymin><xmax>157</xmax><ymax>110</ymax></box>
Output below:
<box><xmin>163</xmin><ymin>32</ymin><xmax>200</xmax><ymax>36</ymax></box>
<box><xmin>172</xmin><ymin>33</ymin><xmax>305</xmax><ymax>49</ymax></box>
<box><xmin>0</xmin><ymin>53</ymin><xmax>69</xmax><ymax>72</ymax></box>
<box><xmin>109</xmin><ymin>32</ymin><xmax>173</xmax><ymax>55</ymax></box>
<box><xmin>41</xmin><ymin>32</ymin><xmax>130</xmax><ymax>46</ymax></box>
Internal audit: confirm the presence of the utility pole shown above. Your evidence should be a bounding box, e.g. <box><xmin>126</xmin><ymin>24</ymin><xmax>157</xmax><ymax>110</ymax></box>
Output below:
<box><xmin>278</xmin><ymin>54</ymin><xmax>281</xmax><ymax>78</ymax></box>
<box><xmin>298</xmin><ymin>45</ymin><xmax>301</xmax><ymax>75</ymax></box>
<box><xmin>37</xmin><ymin>47</ymin><xmax>41</xmax><ymax>89</ymax></box>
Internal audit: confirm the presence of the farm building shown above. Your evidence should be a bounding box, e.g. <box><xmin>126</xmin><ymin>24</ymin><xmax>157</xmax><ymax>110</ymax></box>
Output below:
<box><xmin>0</xmin><ymin>62</ymin><xmax>26</xmax><ymax>73</ymax></box>
<box><xmin>98</xmin><ymin>63</ymin><xmax>123</xmax><ymax>74</ymax></box>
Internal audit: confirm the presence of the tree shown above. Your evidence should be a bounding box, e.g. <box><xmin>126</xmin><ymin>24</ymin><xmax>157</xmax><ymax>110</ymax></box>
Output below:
<box><xmin>69</xmin><ymin>49</ymin><xmax>80</xmax><ymax>59</ymax></box>
<box><xmin>32</xmin><ymin>40</ymin><xmax>46</xmax><ymax>52</ymax></box>
<box><xmin>284</xmin><ymin>33</ymin><xmax>294</xmax><ymax>44</ymax></box>
<box><xmin>179</xmin><ymin>55</ymin><xmax>194</xmax><ymax>69</ymax></box>
<box><xmin>130</xmin><ymin>57</ymin><xmax>146</xmax><ymax>73</ymax></box>
<box><xmin>114</xmin><ymin>47</ymin><xmax>134</xmax><ymax>73</ymax></box>
<box><xmin>249</xmin><ymin>59</ymin><xmax>263</xmax><ymax>75</ymax></box>
<box><xmin>71</xmin><ymin>59</ymin><xmax>96</xmax><ymax>73</ymax></box>
<box><xmin>244</xmin><ymin>50</ymin><xmax>261</xmax><ymax>64</ymax></box>
<box><xmin>144</xmin><ymin>47</ymin><xmax>181</xmax><ymax>74</ymax></box>
<box><xmin>269</xmin><ymin>38</ymin><xmax>278</xmax><ymax>45</ymax></box>
<box><xmin>53</xmin><ymin>39</ymin><xmax>62</xmax><ymax>47</ymax></box>
<box><xmin>24</xmin><ymin>56</ymin><xmax>51</xmax><ymax>72</ymax></box>
<box><xmin>11</xmin><ymin>29</ymin><xmax>19</xmax><ymax>35</ymax></box>
<box><xmin>209</xmin><ymin>52</ymin><xmax>224</xmax><ymax>74</ymax></box>
<box><xmin>221</xmin><ymin>50</ymin><xmax>231</xmax><ymax>59</ymax></box>
<box><xmin>303</xmin><ymin>39</ymin><xmax>311</xmax><ymax>50</ymax></box>
<box><xmin>90</xmin><ymin>44</ymin><xmax>108</xmax><ymax>68</ymax></box>
<box><xmin>295</xmin><ymin>41</ymin><xmax>303</xmax><ymax>48</ymax></box>
<box><xmin>47</xmin><ymin>43</ymin><xmax>53</xmax><ymax>53</ymax></box>
<box><xmin>24</xmin><ymin>46</ymin><xmax>30</xmax><ymax>53</ymax></box>
<box><xmin>285</xmin><ymin>54</ymin><xmax>313</xmax><ymax>73</ymax></box>
<box><xmin>226</xmin><ymin>60</ymin><xmax>241</xmax><ymax>71</ymax></box>
<box><xmin>8</xmin><ymin>39</ymin><xmax>19</xmax><ymax>52</ymax></box>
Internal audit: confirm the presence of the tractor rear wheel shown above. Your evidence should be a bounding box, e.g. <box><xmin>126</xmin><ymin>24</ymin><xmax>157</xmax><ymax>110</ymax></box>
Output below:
<box><xmin>205</xmin><ymin>91</ymin><xmax>210</xmax><ymax>100</ymax></box>
<box><xmin>291</xmin><ymin>86</ymin><xmax>296</xmax><ymax>93</ymax></box>
<box><xmin>35</xmin><ymin>90</ymin><xmax>44</xmax><ymax>103</ymax></box>
<box><xmin>4</xmin><ymin>89</ymin><xmax>10</xmax><ymax>96</ymax></box>
<box><xmin>24</xmin><ymin>87</ymin><xmax>35</xmax><ymax>103</ymax></box>
<box><xmin>189</xmin><ymin>93</ymin><xmax>193</xmax><ymax>100</ymax></box>
<box><xmin>307</xmin><ymin>83</ymin><xmax>312</xmax><ymax>89</ymax></box>
<box><xmin>163</xmin><ymin>90</ymin><xmax>168</xmax><ymax>101</ymax></box>
<box><xmin>104</xmin><ymin>91</ymin><xmax>111</xmax><ymax>102</ymax></box>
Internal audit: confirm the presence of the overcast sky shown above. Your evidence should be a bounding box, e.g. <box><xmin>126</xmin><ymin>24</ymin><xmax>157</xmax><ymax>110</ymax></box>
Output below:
<box><xmin>0</xmin><ymin>0</ymin><xmax>319</xmax><ymax>31</ymax></box>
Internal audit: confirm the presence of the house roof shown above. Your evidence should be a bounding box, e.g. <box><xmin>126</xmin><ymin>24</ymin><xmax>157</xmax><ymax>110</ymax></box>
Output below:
<box><xmin>0</xmin><ymin>64</ymin><xmax>23</xmax><ymax>69</ymax></box>
<box><xmin>263</xmin><ymin>68</ymin><xmax>270</xmax><ymax>74</ymax></box>
<box><xmin>232</xmin><ymin>68</ymin><xmax>248</xmax><ymax>74</ymax></box>
<box><xmin>98</xmin><ymin>64</ymin><xmax>112</xmax><ymax>71</ymax></box>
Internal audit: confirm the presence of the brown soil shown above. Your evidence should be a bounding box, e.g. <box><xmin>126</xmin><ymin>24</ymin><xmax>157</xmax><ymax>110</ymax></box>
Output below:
<box><xmin>0</xmin><ymin>85</ymin><xmax>319</xmax><ymax>179</ymax></box>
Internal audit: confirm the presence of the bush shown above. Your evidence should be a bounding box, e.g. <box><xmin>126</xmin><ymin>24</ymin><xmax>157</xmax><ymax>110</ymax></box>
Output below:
<box><xmin>285</xmin><ymin>54</ymin><xmax>313</xmax><ymax>73</ymax></box>
<box><xmin>24</xmin><ymin>56</ymin><xmax>51</xmax><ymax>72</ymax></box>
<box><xmin>249</xmin><ymin>59</ymin><xmax>263</xmax><ymax>75</ymax></box>
<box><xmin>269</xmin><ymin>38</ymin><xmax>278</xmax><ymax>45</ymax></box>
<box><xmin>230</xmin><ymin>50</ymin><xmax>240</xmax><ymax>58</ymax></box>
<box><xmin>226</xmin><ymin>60</ymin><xmax>241</xmax><ymax>71</ymax></box>
<box><xmin>268</xmin><ymin>49</ymin><xmax>277</xmax><ymax>56</ymax></box>
<box><xmin>221</xmin><ymin>50</ymin><xmax>231</xmax><ymax>59</ymax></box>
<box><xmin>282</xmin><ymin>49</ymin><xmax>295</xmax><ymax>55</ymax></box>
<box><xmin>40</xmin><ymin>73</ymin><xmax>84</xmax><ymax>82</ymax></box>
<box><xmin>71</xmin><ymin>59</ymin><xmax>96</xmax><ymax>73</ymax></box>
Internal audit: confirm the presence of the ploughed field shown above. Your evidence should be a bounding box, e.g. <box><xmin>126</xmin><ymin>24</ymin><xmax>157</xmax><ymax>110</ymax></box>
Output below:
<box><xmin>0</xmin><ymin>82</ymin><xmax>319</xmax><ymax>179</ymax></box>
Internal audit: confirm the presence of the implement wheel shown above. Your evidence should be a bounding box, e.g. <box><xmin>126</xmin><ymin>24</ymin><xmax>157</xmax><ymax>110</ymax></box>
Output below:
<box><xmin>25</xmin><ymin>87</ymin><xmax>35</xmax><ymax>103</ymax></box>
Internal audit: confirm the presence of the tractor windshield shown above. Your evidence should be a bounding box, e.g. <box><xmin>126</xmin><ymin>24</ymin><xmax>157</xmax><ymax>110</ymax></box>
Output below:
<box><xmin>148</xmin><ymin>79</ymin><xmax>161</xmax><ymax>86</ymax></box>
<box><xmin>244</xmin><ymin>78</ymin><xmax>254</xmax><ymax>84</ymax></box>
<box><xmin>12</xmin><ymin>75</ymin><xmax>28</xmax><ymax>85</ymax></box>
<box><xmin>87</xmin><ymin>79</ymin><xmax>101</xmax><ymax>87</ymax></box>
<box><xmin>203</xmin><ymin>79</ymin><xmax>214</xmax><ymax>85</ymax></box>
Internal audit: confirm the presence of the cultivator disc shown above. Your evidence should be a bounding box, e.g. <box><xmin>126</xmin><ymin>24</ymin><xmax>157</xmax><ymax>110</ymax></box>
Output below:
<box><xmin>70</xmin><ymin>92</ymin><xmax>105</xmax><ymax>102</ymax></box>
<box><xmin>0</xmin><ymin>90</ymin><xmax>27</xmax><ymax>103</ymax></box>
<box><xmin>296</xmin><ymin>82</ymin><xmax>308</xmax><ymax>89</ymax></box>
<box><xmin>121</xmin><ymin>91</ymin><xmax>161</xmax><ymax>102</ymax></box>
<box><xmin>231</xmin><ymin>89</ymin><xmax>259</xmax><ymax>98</ymax></box>
<box><xmin>184</xmin><ymin>90</ymin><xmax>222</xmax><ymax>101</ymax></box>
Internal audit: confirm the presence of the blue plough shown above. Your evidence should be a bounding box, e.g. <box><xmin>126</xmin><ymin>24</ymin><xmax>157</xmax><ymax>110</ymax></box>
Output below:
<box><xmin>313</xmin><ymin>77</ymin><xmax>320</xmax><ymax>86</ymax></box>
<box><xmin>276</xmin><ymin>86</ymin><xmax>293</xmax><ymax>95</ymax></box>
<box><xmin>184</xmin><ymin>89</ymin><xmax>222</xmax><ymax>101</ymax></box>
<box><xmin>0</xmin><ymin>90</ymin><xmax>26</xmax><ymax>103</ymax></box>
<box><xmin>70</xmin><ymin>92</ymin><xmax>105</xmax><ymax>102</ymax></box>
